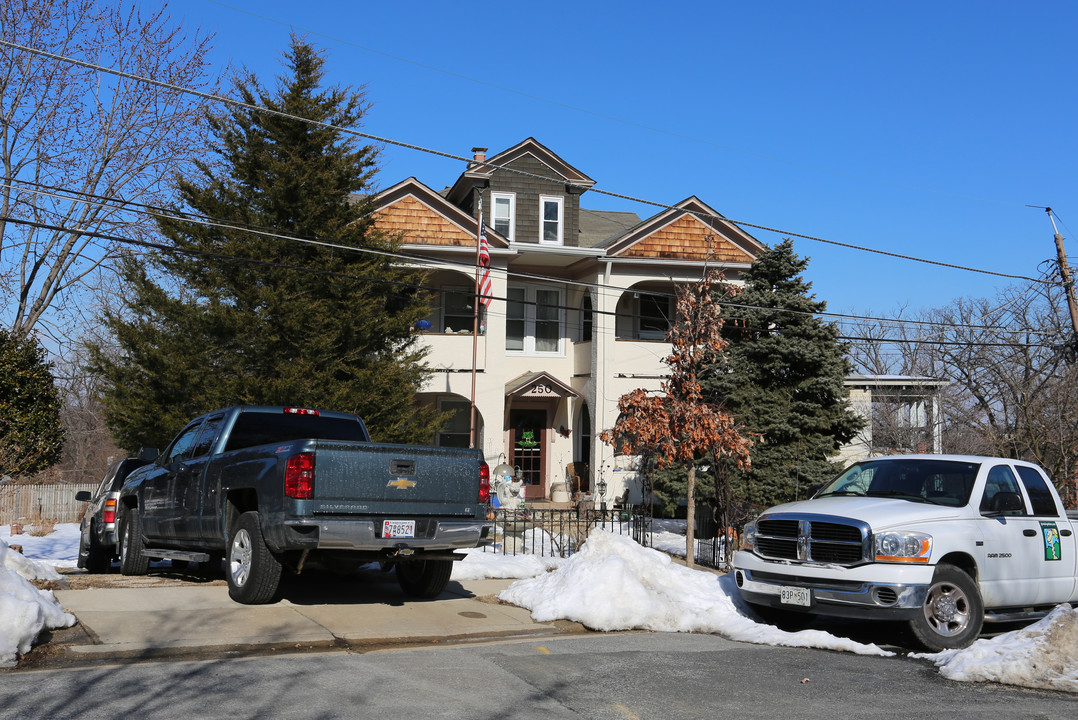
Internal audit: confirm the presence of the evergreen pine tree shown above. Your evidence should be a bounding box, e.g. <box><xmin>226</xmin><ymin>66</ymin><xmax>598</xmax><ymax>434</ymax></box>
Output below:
<box><xmin>702</xmin><ymin>240</ymin><xmax>863</xmax><ymax>507</ymax></box>
<box><xmin>0</xmin><ymin>329</ymin><xmax>64</xmax><ymax>477</ymax></box>
<box><xmin>91</xmin><ymin>39</ymin><xmax>439</xmax><ymax>451</ymax></box>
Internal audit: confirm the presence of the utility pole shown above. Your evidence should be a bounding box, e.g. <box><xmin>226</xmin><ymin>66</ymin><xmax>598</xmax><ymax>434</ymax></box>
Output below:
<box><xmin>1047</xmin><ymin>208</ymin><xmax>1078</xmax><ymax>341</ymax></box>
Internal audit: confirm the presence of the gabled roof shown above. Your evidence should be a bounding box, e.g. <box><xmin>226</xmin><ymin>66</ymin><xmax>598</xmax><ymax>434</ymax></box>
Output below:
<box><xmin>600</xmin><ymin>196</ymin><xmax>767</xmax><ymax>263</ymax></box>
<box><xmin>504</xmin><ymin>370</ymin><xmax>579</xmax><ymax>399</ymax></box>
<box><xmin>372</xmin><ymin>177</ymin><xmax>509</xmax><ymax>249</ymax></box>
<box><xmin>446</xmin><ymin>138</ymin><xmax>596</xmax><ymax>205</ymax></box>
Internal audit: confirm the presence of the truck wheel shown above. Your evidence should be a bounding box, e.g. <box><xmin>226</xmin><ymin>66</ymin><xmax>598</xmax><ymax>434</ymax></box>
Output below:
<box><xmin>84</xmin><ymin>522</ymin><xmax>110</xmax><ymax>574</ymax></box>
<box><xmin>119</xmin><ymin>509</ymin><xmax>150</xmax><ymax>576</ymax></box>
<box><xmin>227</xmin><ymin>512</ymin><xmax>282</xmax><ymax>604</ymax></box>
<box><xmin>396</xmin><ymin>559</ymin><xmax>453</xmax><ymax>599</ymax></box>
<box><xmin>910</xmin><ymin>565</ymin><xmax>984</xmax><ymax>651</ymax></box>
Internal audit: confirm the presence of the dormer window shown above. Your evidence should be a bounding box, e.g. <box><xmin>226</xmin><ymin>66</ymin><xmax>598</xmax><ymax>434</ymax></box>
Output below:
<box><xmin>492</xmin><ymin>192</ymin><xmax>515</xmax><ymax>242</ymax></box>
<box><xmin>540</xmin><ymin>195</ymin><xmax>563</xmax><ymax>245</ymax></box>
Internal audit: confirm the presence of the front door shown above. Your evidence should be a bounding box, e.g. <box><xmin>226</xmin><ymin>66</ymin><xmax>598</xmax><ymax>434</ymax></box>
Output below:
<box><xmin>509</xmin><ymin>409</ymin><xmax>547</xmax><ymax>499</ymax></box>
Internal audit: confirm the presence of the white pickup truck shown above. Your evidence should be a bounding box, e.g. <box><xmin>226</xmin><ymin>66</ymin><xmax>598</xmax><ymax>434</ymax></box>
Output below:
<box><xmin>733</xmin><ymin>454</ymin><xmax>1078</xmax><ymax>651</ymax></box>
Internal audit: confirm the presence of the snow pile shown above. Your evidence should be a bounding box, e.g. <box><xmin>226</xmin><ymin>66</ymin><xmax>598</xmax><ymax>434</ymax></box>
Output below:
<box><xmin>452</xmin><ymin>548</ymin><xmax>564</xmax><ymax>581</ymax></box>
<box><xmin>499</xmin><ymin>530</ymin><xmax>893</xmax><ymax>656</ymax></box>
<box><xmin>919</xmin><ymin>604</ymin><xmax>1078</xmax><ymax>693</ymax></box>
<box><xmin>0</xmin><ymin>536</ymin><xmax>76</xmax><ymax>667</ymax></box>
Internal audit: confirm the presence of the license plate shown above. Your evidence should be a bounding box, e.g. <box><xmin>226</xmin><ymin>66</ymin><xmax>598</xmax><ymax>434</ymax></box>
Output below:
<box><xmin>383</xmin><ymin>520</ymin><xmax>416</xmax><ymax>539</ymax></box>
<box><xmin>780</xmin><ymin>586</ymin><xmax>811</xmax><ymax>607</ymax></box>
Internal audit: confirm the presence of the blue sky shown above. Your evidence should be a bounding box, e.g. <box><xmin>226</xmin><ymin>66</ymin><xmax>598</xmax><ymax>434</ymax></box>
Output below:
<box><xmin>183</xmin><ymin>0</ymin><xmax>1078</xmax><ymax>318</ymax></box>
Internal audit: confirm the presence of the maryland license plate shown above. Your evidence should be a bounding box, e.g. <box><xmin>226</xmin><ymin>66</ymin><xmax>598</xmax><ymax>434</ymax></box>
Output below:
<box><xmin>780</xmin><ymin>586</ymin><xmax>811</xmax><ymax>607</ymax></box>
<box><xmin>383</xmin><ymin>520</ymin><xmax>416</xmax><ymax>539</ymax></box>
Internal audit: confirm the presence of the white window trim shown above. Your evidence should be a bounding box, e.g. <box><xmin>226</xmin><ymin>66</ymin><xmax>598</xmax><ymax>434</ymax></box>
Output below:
<box><xmin>491</xmin><ymin>191</ymin><xmax>515</xmax><ymax>243</ymax></box>
<box><xmin>506</xmin><ymin>283</ymin><xmax>565</xmax><ymax>356</ymax></box>
<box><xmin>539</xmin><ymin>195</ymin><xmax>564</xmax><ymax>246</ymax></box>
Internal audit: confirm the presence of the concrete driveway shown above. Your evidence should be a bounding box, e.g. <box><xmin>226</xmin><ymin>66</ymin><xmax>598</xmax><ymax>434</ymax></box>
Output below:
<box><xmin>47</xmin><ymin>566</ymin><xmax>578</xmax><ymax>666</ymax></box>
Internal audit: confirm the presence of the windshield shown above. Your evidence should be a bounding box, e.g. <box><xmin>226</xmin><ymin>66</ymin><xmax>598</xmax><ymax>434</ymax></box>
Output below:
<box><xmin>816</xmin><ymin>459</ymin><xmax>980</xmax><ymax>507</ymax></box>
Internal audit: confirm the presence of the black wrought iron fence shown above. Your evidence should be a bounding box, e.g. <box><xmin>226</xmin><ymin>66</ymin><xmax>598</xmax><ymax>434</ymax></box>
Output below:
<box><xmin>484</xmin><ymin>506</ymin><xmax>636</xmax><ymax>558</ymax></box>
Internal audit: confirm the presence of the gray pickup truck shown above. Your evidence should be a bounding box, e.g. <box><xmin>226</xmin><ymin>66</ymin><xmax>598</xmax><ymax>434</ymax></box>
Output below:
<box><xmin>117</xmin><ymin>405</ymin><xmax>492</xmax><ymax>604</ymax></box>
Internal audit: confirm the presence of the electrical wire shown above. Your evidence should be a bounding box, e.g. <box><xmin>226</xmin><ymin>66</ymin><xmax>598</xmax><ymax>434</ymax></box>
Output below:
<box><xmin>0</xmin><ymin>39</ymin><xmax>1054</xmax><ymax>288</ymax></box>
<box><xmin>3</xmin><ymin>176</ymin><xmax>1059</xmax><ymax>340</ymax></box>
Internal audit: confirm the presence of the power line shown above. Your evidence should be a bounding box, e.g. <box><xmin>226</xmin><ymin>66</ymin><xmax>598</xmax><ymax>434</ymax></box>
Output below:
<box><xmin>2</xmin><ymin>214</ymin><xmax>1064</xmax><ymax>354</ymax></box>
<box><xmin>0</xmin><ymin>39</ymin><xmax>1054</xmax><ymax>288</ymax></box>
<box><xmin>4</xmin><ymin>176</ymin><xmax>1059</xmax><ymax>340</ymax></box>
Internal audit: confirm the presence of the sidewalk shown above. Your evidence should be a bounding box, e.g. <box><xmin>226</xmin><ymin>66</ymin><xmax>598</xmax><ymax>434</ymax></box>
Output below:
<box><xmin>53</xmin><ymin>570</ymin><xmax>576</xmax><ymax>662</ymax></box>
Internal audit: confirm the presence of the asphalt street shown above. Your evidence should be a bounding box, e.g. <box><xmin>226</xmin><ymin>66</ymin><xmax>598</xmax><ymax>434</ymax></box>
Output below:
<box><xmin>1</xmin><ymin>632</ymin><xmax>1073</xmax><ymax>719</ymax></box>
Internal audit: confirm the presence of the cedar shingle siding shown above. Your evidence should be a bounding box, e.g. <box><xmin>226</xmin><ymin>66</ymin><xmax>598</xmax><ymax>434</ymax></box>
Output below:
<box><xmin>481</xmin><ymin>154</ymin><xmax>579</xmax><ymax>247</ymax></box>
<box><xmin>619</xmin><ymin>215</ymin><xmax>755</xmax><ymax>262</ymax></box>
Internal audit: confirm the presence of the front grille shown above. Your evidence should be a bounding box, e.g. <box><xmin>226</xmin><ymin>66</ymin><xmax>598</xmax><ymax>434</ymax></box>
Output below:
<box><xmin>755</xmin><ymin>514</ymin><xmax>868</xmax><ymax>566</ymax></box>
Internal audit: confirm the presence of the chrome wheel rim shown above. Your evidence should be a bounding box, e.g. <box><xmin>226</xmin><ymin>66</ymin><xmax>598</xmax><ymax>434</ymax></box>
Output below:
<box><xmin>230</xmin><ymin>528</ymin><xmax>253</xmax><ymax>587</ymax></box>
<box><xmin>923</xmin><ymin>580</ymin><xmax>970</xmax><ymax>637</ymax></box>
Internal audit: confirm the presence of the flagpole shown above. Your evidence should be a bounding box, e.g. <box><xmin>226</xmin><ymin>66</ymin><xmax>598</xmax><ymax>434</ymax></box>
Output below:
<box><xmin>469</xmin><ymin>197</ymin><xmax>482</xmax><ymax>450</ymax></box>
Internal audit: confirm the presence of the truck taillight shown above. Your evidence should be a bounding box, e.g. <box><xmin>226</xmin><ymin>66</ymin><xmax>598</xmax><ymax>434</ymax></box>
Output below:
<box><xmin>285</xmin><ymin>453</ymin><xmax>315</xmax><ymax>499</ymax></box>
<box><xmin>479</xmin><ymin>461</ymin><xmax>490</xmax><ymax>504</ymax></box>
<box><xmin>103</xmin><ymin>498</ymin><xmax>117</xmax><ymax>524</ymax></box>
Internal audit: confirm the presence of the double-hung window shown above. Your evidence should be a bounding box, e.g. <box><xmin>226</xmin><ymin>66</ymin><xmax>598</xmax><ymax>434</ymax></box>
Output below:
<box><xmin>491</xmin><ymin>192</ymin><xmax>515</xmax><ymax>242</ymax></box>
<box><xmin>506</xmin><ymin>284</ymin><xmax>564</xmax><ymax>355</ymax></box>
<box><xmin>539</xmin><ymin>195</ymin><xmax>563</xmax><ymax>245</ymax></box>
<box><xmin>441</xmin><ymin>286</ymin><xmax>481</xmax><ymax>334</ymax></box>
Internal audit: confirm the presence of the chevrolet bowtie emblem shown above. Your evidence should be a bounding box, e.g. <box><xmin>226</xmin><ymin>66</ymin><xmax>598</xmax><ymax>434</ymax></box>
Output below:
<box><xmin>387</xmin><ymin>478</ymin><xmax>416</xmax><ymax>490</ymax></box>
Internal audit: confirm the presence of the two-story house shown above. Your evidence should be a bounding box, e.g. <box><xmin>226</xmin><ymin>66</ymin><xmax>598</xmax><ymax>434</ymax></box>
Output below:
<box><xmin>372</xmin><ymin>138</ymin><xmax>768</xmax><ymax>505</ymax></box>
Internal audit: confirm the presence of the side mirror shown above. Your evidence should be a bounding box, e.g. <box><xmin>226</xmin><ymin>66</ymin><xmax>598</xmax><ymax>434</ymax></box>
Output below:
<box><xmin>137</xmin><ymin>447</ymin><xmax>160</xmax><ymax>462</ymax></box>
<box><xmin>75</xmin><ymin>491</ymin><xmax>92</xmax><ymax>502</ymax></box>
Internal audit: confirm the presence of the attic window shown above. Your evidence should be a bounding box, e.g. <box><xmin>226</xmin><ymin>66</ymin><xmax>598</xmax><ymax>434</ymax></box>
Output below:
<box><xmin>492</xmin><ymin>192</ymin><xmax>515</xmax><ymax>242</ymax></box>
<box><xmin>540</xmin><ymin>195</ymin><xmax>563</xmax><ymax>245</ymax></box>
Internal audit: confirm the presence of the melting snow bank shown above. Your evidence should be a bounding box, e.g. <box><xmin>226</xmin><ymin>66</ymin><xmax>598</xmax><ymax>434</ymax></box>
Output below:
<box><xmin>915</xmin><ymin>605</ymin><xmax>1078</xmax><ymax>693</ymax></box>
<box><xmin>0</xmin><ymin>537</ymin><xmax>76</xmax><ymax>667</ymax></box>
<box><xmin>498</xmin><ymin>530</ymin><xmax>893</xmax><ymax>657</ymax></box>
<box><xmin>452</xmin><ymin>548</ymin><xmax>565</xmax><ymax>581</ymax></box>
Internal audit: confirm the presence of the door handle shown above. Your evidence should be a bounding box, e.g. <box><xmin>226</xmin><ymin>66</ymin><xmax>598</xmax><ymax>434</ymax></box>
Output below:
<box><xmin>1022</xmin><ymin>529</ymin><xmax>1037</xmax><ymax>537</ymax></box>
<box><xmin>1062</xmin><ymin>529</ymin><xmax>1073</xmax><ymax>537</ymax></box>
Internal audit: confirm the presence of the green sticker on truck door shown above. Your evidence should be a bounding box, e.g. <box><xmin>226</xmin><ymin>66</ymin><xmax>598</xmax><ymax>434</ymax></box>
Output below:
<box><xmin>1040</xmin><ymin>521</ymin><xmax>1062</xmax><ymax>561</ymax></box>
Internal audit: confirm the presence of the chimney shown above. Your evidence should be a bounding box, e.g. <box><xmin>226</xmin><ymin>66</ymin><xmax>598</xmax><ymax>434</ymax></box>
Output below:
<box><xmin>471</xmin><ymin>147</ymin><xmax>487</xmax><ymax>164</ymax></box>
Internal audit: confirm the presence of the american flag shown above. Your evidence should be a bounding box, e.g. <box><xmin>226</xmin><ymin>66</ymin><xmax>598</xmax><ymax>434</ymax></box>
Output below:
<box><xmin>477</xmin><ymin>212</ymin><xmax>492</xmax><ymax>308</ymax></box>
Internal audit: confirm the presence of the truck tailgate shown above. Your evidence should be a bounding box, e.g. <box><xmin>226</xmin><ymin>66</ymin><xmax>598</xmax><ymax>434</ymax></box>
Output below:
<box><xmin>310</xmin><ymin>441</ymin><xmax>481</xmax><ymax>516</ymax></box>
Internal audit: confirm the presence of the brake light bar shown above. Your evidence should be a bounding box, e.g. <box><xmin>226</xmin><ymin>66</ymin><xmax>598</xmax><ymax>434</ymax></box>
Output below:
<box><xmin>284</xmin><ymin>407</ymin><xmax>319</xmax><ymax>416</ymax></box>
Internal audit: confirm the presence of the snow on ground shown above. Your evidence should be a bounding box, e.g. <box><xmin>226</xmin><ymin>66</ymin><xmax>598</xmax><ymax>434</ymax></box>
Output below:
<box><xmin>3</xmin><ymin>522</ymin><xmax>1077</xmax><ymax>694</ymax></box>
<box><xmin>0</xmin><ymin>526</ymin><xmax>77</xmax><ymax>667</ymax></box>
<box><xmin>499</xmin><ymin>531</ymin><xmax>891</xmax><ymax>656</ymax></box>
<box><xmin>916</xmin><ymin>604</ymin><xmax>1078</xmax><ymax>693</ymax></box>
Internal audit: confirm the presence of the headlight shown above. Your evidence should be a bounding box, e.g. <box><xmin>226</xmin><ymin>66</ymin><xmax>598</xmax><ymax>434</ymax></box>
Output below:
<box><xmin>874</xmin><ymin>531</ymin><xmax>932</xmax><ymax>563</ymax></box>
<box><xmin>741</xmin><ymin>520</ymin><xmax>756</xmax><ymax>551</ymax></box>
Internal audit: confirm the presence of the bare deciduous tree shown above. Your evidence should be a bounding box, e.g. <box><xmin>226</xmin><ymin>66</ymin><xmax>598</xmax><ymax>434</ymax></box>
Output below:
<box><xmin>848</xmin><ymin>280</ymin><xmax>1078</xmax><ymax>504</ymax></box>
<box><xmin>0</xmin><ymin>0</ymin><xmax>216</xmax><ymax>341</ymax></box>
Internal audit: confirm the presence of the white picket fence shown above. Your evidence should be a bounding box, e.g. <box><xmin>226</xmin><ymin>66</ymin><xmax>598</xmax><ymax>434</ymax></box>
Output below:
<box><xmin>0</xmin><ymin>483</ymin><xmax>97</xmax><ymax>525</ymax></box>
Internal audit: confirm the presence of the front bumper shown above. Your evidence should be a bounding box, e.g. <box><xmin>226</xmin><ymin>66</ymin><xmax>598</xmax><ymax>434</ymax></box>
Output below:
<box><xmin>268</xmin><ymin>518</ymin><xmax>493</xmax><ymax>554</ymax></box>
<box><xmin>733</xmin><ymin>550</ymin><xmax>933</xmax><ymax>621</ymax></box>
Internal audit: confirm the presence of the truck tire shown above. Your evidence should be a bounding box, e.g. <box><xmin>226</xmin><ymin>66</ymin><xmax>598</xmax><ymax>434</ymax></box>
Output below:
<box><xmin>396</xmin><ymin>559</ymin><xmax>453</xmax><ymax>599</ymax></box>
<box><xmin>227</xmin><ymin>511</ymin><xmax>282</xmax><ymax>604</ymax></box>
<box><xmin>84</xmin><ymin>522</ymin><xmax>111</xmax><ymax>574</ymax></box>
<box><xmin>910</xmin><ymin>564</ymin><xmax>984</xmax><ymax>651</ymax></box>
<box><xmin>119</xmin><ymin>509</ymin><xmax>150</xmax><ymax>576</ymax></box>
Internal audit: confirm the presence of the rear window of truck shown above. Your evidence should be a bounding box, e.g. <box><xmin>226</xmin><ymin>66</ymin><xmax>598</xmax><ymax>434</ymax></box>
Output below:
<box><xmin>224</xmin><ymin>412</ymin><xmax>370</xmax><ymax>452</ymax></box>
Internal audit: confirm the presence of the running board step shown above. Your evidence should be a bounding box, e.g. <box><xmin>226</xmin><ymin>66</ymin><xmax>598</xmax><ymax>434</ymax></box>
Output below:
<box><xmin>141</xmin><ymin>549</ymin><xmax>211</xmax><ymax>563</ymax></box>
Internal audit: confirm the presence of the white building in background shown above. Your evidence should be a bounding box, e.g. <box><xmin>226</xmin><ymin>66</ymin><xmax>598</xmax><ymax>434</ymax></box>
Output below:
<box><xmin>372</xmin><ymin>138</ymin><xmax>767</xmax><ymax>505</ymax></box>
